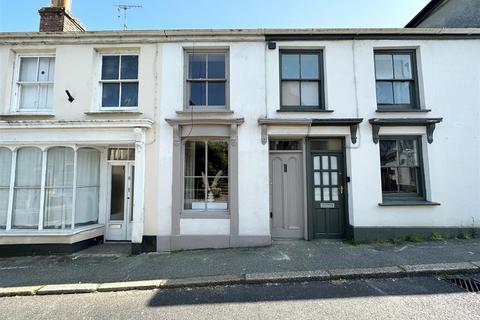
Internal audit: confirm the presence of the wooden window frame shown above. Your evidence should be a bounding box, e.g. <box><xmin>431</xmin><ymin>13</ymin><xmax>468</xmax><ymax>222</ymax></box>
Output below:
<box><xmin>279</xmin><ymin>49</ymin><xmax>325</xmax><ymax>111</ymax></box>
<box><xmin>374</xmin><ymin>50</ymin><xmax>420</xmax><ymax>110</ymax></box>
<box><xmin>379</xmin><ymin>136</ymin><xmax>426</xmax><ymax>201</ymax></box>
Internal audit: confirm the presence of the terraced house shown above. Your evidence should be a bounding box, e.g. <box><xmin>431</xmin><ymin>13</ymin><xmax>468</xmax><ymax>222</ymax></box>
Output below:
<box><xmin>0</xmin><ymin>0</ymin><xmax>479</xmax><ymax>255</ymax></box>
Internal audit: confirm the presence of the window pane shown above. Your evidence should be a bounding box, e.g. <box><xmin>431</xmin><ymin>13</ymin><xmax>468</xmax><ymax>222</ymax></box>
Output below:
<box><xmin>207</xmin><ymin>141</ymin><xmax>228</xmax><ymax>177</ymax></box>
<box><xmin>38</xmin><ymin>84</ymin><xmax>53</xmax><ymax>110</ymax></box>
<box><xmin>0</xmin><ymin>148</ymin><xmax>12</xmax><ymax>187</ymax></box>
<box><xmin>184</xmin><ymin>177</ymin><xmax>205</xmax><ymax>210</ymax></box>
<box><xmin>189</xmin><ymin>54</ymin><xmax>206</xmax><ymax>79</ymax></box>
<box><xmin>381</xmin><ymin>167</ymin><xmax>398</xmax><ymax>192</ymax></box>
<box><xmin>15</xmin><ymin>148</ymin><xmax>42</xmax><ymax>187</ymax></box>
<box><xmin>314</xmin><ymin>187</ymin><xmax>321</xmax><ymax>201</ymax></box>
<box><xmin>314</xmin><ymin>172</ymin><xmax>320</xmax><ymax>186</ymax></box>
<box><xmin>110</xmin><ymin>166</ymin><xmax>125</xmax><ymax>221</ymax></box>
<box><xmin>300</xmin><ymin>54</ymin><xmax>319</xmax><ymax>79</ymax></box>
<box><xmin>269</xmin><ymin>140</ymin><xmax>301</xmax><ymax>151</ymax></box>
<box><xmin>332</xmin><ymin>188</ymin><xmax>339</xmax><ymax>201</ymax></box>
<box><xmin>19</xmin><ymin>84</ymin><xmax>38</xmax><ymax>110</ymax></box>
<box><xmin>330</xmin><ymin>156</ymin><xmax>338</xmax><ymax>170</ymax></box>
<box><xmin>375</xmin><ymin>54</ymin><xmax>393</xmax><ymax>80</ymax></box>
<box><xmin>398</xmin><ymin>167</ymin><xmax>418</xmax><ymax>193</ymax></box>
<box><xmin>331</xmin><ymin>172</ymin><xmax>338</xmax><ymax>185</ymax></box>
<box><xmin>393</xmin><ymin>54</ymin><xmax>412</xmax><ymax>80</ymax></box>
<box><xmin>393</xmin><ymin>82</ymin><xmax>411</xmax><ymax>105</ymax></box>
<box><xmin>102</xmin><ymin>56</ymin><xmax>120</xmax><ymax>80</ymax></box>
<box><xmin>208</xmin><ymin>54</ymin><xmax>225</xmax><ymax>79</ymax></box>
<box><xmin>44</xmin><ymin>188</ymin><xmax>73</xmax><ymax>229</ymax></box>
<box><xmin>120</xmin><ymin>55</ymin><xmax>138</xmax><ymax>80</ymax></box>
<box><xmin>322</xmin><ymin>172</ymin><xmax>330</xmax><ymax>186</ymax></box>
<box><xmin>0</xmin><ymin>190</ymin><xmax>8</xmax><ymax>229</ymax></box>
<box><xmin>323</xmin><ymin>188</ymin><xmax>330</xmax><ymax>201</ymax></box>
<box><xmin>380</xmin><ymin>140</ymin><xmax>397</xmax><ymax>166</ymax></box>
<box><xmin>301</xmin><ymin>81</ymin><xmax>319</xmax><ymax>106</ymax></box>
<box><xmin>322</xmin><ymin>156</ymin><xmax>329</xmax><ymax>170</ymax></box>
<box><xmin>19</xmin><ymin>57</ymin><xmax>38</xmax><ymax>82</ymax></box>
<box><xmin>75</xmin><ymin>148</ymin><xmax>100</xmax><ymax>227</ymax></box>
<box><xmin>398</xmin><ymin>139</ymin><xmax>418</xmax><ymax>166</ymax></box>
<box><xmin>108</xmin><ymin>148</ymin><xmax>135</xmax><ymax>161</ymax></box>
<box><xmin>185</xmin><ymin>141</ymin><xmax>205</xmax><ymax>177</ymax></box>
<box><xmin>208</xmin><ymin>82</ymin><xmax>226</xmax><ymax>106</ymax></box>
<box><xmin>313</xmin><ymin>156</ymin><xmax>320</xmax><ymax>170</ymax></box>
<box><xmin>281</xmin><ymin>81</ymin><xmax>300</xmax><ymax>106</ymax></box>
<box><xmin>281</xmin><ymin>54</ymin><xmax>300</xmax><ymax>79</ymax></box>
<box><xmin>102</xmin><ymin>83</ymin><xmax>120</xmax><ymax>107</ymax></box>
<box><xmin>189</xmin><ymin>82</ymin><xmax>206</xmax><ymax>106</ymax></box>
<box><xmin>12</xmin><ymin>189</ymin><xmax>40</xmax><ymax>229</ymax></box>
<box><xmin>121</xmin><ymin>83</ymin><xmax>138</xmax><ymax>106</ymax></box>
<box><xmin>376</xmin><ymin>81</ymin><xmax>394</xmax><ymax>104</ymax></box>
<box><xmin>46</xmin><ymin>147</ymin><xmax>74</xmax><ymax>187</ymax></box>
<box><xmin>206</xmin><ymin>177</ymin><xmax>228</xmax><ymax>210</ymax></box>
<box><xmin>310</xmin><ymin>139</ymin><xmax>342</xmax><ymax>151</ymax></box>
<box><xmin>38</xmin><ymin>57</ymin><xmax>55</xmax><ymax>82</ymax></box>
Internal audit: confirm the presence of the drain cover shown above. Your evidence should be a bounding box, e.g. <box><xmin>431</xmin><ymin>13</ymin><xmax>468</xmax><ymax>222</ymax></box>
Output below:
<box><xmin>445</xmin><ymin>277</ymin><xmax>480</xmax><ymax>293</ymax></box>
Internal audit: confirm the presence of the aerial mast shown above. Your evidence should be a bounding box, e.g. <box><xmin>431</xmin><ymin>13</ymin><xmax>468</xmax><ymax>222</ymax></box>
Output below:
<box><xmin>115</xmin><ymin>4</ymin><xmax>142</xmax><ymax>31</ymax></box>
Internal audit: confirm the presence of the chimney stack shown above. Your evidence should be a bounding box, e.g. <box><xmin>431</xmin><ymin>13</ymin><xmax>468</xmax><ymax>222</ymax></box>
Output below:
<box><xmin>39</xmin><ymin>0</ymin><xmax>86</xmax><ymax>32</ymax></box>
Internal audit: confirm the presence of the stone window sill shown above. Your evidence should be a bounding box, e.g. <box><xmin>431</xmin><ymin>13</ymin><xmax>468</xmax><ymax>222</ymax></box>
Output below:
<box><xmin>277</xmin><ymin>108</ymin><xmax>333</xmax><ymax>113</ymax></box>
<box><xmin>176</xmin><ymin>110</ymin><xmax>234</xmax><ymax>115</ymax></box>
<box><xmin>376</xmin><ymin>108</ymin><xmax>431</xmax><ymax>113</ymax></box>
<box><xmin>379</xmin><ymin>200</ymin><xmax>441</xmax><ymax>207</ymax></box>
<box><xmin>0</xmin><ymin>113</ymin><xmax>55</xmax><ymax>118</ymax></box>
<box><xmin>85</xmin><ymin>111</ymin><xmax>143</xmax><ymax>115</ymax></box>
<box><xmin>180</xmin><ymin>212</ymin><xmax>231</xmax><ymax>219</ymax></box>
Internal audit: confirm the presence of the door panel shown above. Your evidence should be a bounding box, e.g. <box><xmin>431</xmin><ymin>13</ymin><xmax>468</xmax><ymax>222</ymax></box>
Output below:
<box><xmin>311</xmin><ymin>153</ymin><xmax>346</xmax><ymax>238</ymax></box>
<box><xmin>270</xmin><ymin>153</ymin><xmax>304</xmax><ymax>239</ymax></box>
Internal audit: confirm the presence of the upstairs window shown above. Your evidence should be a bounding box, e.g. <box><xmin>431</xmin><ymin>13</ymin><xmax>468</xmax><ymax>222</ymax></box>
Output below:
<box><xmin>15</xmin><ymin>56</ymin><xmax>55</xmax><ymax>112</ymax></box>
<box><xmin>280</xmin><ymin>50</ymin><xmax>324</xmax><ymax>110</ymax></box>
<box><xmin>380</xmin><ymin>137</ymin><xmax>425</xmax><ymax>200</ymax></box>
<box><xmin>186</xmin><ymin>51</ymin><xmax>228</xmax><ymax>109</ymax></box>
<box><xmin>100</xmin><ymin>55</ymin><xmax>139</xmax><ymax>109</ymax></box>
<box><xmin>374</xmin><ymin>51</ymin><xmax>418</xmax><ymax>109</ymax></box>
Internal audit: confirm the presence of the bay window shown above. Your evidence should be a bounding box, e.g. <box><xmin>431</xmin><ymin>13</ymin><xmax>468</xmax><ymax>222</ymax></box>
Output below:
<box><xmin>0</xmin><ymin>146</ymin><xmax>101</xmax><ymax>232</ymax></box>
<box><xmin>15</xmin><ymin>56</ymin><xmax>55</xmax><ymax>112</ymax></box>
<box><xmin>184</xmin><ymin>140</ymin><xmax>229</xmax><ymax>212</ymax></box>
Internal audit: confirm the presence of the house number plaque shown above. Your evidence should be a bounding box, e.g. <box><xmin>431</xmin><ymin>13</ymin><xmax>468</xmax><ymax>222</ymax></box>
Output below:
<box><xmin>320</xmin><ymin>203</ymin><xmax>335</xmax><ymax>209</ymax></box>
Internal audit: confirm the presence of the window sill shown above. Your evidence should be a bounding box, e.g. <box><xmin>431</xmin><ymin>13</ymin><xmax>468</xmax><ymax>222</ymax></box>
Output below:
<box><xmin>0</xmin><ymin>113</ymin><xmax>55</xmax><ymax>118</ymax></box>
<box><xmin>379</xmin><ymin>200</ymin><xmax>441</xmax><ymax>207</ymax></box>
<box><xmin>177</xmin><ymin>109</ymin><xmax>233</xmax><ymax>115</ymax></box>
<box><xmin>376</xmin><ymin>108</ymin><xmax>431</xmax><ymax>113</ymax></box>
<box><xmin>0</xmin><ymin>224</ymin><xmax>104</xmax><ymax>236</ymax></box>
<box><xmin>85</xmin><ymin>111</ymin><xmax>143</xmax><ymax>115</ymax></box>
<box><xmin>277</xmin><ymin>108</ymin><xmax>333</xmax><ymax>113</ymax></box>
<box><xmin>180</xmin><ymin>212</ymin><xmax>231</xmax><ymax>219</ymax></box>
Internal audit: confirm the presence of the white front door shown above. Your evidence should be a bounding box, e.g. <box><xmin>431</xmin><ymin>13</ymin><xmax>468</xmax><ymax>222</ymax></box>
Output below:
<box><xmin>106</xmin><ymin>163</ymin><xmax>135</xmax><ymax>241</ymax></box>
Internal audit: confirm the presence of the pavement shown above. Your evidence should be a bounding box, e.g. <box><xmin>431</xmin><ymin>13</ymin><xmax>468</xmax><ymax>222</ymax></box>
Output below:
<box><xmin>1</xmin><ymin>275</ymin><xmax>479</xmax><ymax>319</ymax></box>
<box><xmin>0</xmin><ymin>239</ymin><xmax>480</xmax><ymax>297</ymax></box>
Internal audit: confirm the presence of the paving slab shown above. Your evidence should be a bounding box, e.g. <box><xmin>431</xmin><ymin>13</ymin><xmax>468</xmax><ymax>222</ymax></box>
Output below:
<box><xmin>400</xmin><ymin>262</ymin><xmax>479</xmax><ymax>274</ymax></box>
<box><xmin>98</xmin><ymin>280</ymin><xmax>166</xmax><ymax>292</ymax></box>
<box><xmin>0</xmin><ymin>286</ymin><xmax>42</xmax><ymax>297</ymax></box>
<box><xmin>246</xmin><ymin>270</ymin><xmax>330</xmax><ymax>283</ymax></box>
<box><xmin>37</xmin><ymin>283</ymin><xmax>98</xmax><ymax>295</ymax></box>
<box><xmin>328</xmin><ymin>266</ymin><xmax>405</xmax><ymax>278</ymax></box>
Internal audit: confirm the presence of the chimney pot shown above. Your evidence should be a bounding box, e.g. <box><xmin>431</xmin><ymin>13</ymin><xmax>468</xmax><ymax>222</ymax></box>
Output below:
<box><xmin>51</xmin><ymin>0</ymin><xmax>72</xmax><ymax>11</ymax></box>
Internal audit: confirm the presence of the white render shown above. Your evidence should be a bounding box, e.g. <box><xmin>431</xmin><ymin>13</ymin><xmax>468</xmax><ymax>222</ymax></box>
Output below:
<box><xmin>0</xmin><ymin>29</ymin><xmax>479</xmax><ymax>251</ymax></box>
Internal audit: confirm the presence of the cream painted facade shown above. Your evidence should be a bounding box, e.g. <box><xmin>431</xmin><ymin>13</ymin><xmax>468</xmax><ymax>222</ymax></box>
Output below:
<box><xmin>0</xmin><ymin>29</ymin><xmax>479</xmax><ymax>253</ymax></box>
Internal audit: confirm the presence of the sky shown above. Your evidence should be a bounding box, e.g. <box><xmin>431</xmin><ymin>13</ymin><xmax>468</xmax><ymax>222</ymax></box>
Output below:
<box><xmin>0</xmin><ymin>0</ymin><xmax>430</xmax><ymax>32</ymax></box>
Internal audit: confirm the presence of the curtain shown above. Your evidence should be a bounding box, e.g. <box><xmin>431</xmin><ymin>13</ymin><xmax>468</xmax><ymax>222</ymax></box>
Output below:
<box><xmin>75</xmin><ymin>148</ymin><xmax>100</xmax><ymax>227</ymax></box>
<box><xmin>0</xmin><ymin>148</ymin><xmax>12</xmax><ymax>229</ymax></box>
<box><xmin>44</xmin><ymin>147</ymin><xmax>74</xmax><ymax>229</ymax></box>
<box><xmin>12</xmin><ymin>147</ymin><xmax>43</xmax><ymax>229</ymax></box>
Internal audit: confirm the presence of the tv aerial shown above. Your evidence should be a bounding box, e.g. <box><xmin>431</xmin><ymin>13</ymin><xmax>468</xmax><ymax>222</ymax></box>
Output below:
<box><xmin>115</xmin><ymin>4</ymin><xmax>142</xmax><ymax>31</ymax></box>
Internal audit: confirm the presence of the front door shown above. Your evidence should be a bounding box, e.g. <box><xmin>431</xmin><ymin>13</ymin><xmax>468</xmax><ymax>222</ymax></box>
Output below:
<box><xmin>106</xmin><ymin>163</ymin><xmax>135</xmax><ymax>241</ymax></box>
<box><xmin>270</xmin><ymin>152</ymin><xmax>304</xmax><ymax>239</ymax></box>
<box><xmin>309</xmin><ymin>139</ymin><xmax>347</xmax><ymax>238</ymax></box>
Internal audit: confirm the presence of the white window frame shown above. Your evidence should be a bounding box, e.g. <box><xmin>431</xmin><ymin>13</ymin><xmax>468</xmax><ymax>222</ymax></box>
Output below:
<box><xmin>98</xmin><ymin>53</ymin><xmax>140</xmax><ymax>111</ymax></box>
<box><xmin>0</xmin><ymin>146</ymin><xmax>103</xmax><ymax>235</ymax></box>
<box><xmin>12</xmin><ymin>54</ymin><xmax>56</xmax><ymax>114</ymax></box>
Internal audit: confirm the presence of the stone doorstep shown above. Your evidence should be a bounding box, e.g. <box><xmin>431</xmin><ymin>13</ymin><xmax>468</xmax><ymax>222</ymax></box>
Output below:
<box><xmin>1</xmin><ymin>262</ymin><xmax>479</xmax><ymax>297</ymax></box>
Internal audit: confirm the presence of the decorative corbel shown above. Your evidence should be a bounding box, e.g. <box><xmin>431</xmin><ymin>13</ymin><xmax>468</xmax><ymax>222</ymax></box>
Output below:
<box><xmin>261</xmin><ymin>124</ymin><xmax>268</xmax><ymax>145</ymax></box>
<box><xmin>372</xmin><ymin>124</ymin><xmax>380</xmax><ymax>144</ymax></box>
<box><xmin>230</xmin><ymin>124</ymin><xmax>238</xmax><ymax>146</ymax></box>
<box><xmin>426</xmin><ymin>123</ymin><xmax>436</xmax><ymax>144</ymax></box>
<box><xmin>172</xmin><ymin>124</ymin><xmax>181</xmax><ymax>146</ymax></box>
<box><xmin>349</xmin><ymin>124</ymin><xmax>359</xmax><ymax>144</ymax></box>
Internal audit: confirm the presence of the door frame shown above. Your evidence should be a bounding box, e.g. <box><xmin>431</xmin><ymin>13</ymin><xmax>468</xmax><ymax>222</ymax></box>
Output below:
<box><xmin>306</xmin><ymin>138</ymin><xmax>350</xmax><ymax>240</ymax></box>
<box><xmin>105</xmin><ymin>161</ymin><xmax>135</xmax><ymax>242</ymax></box>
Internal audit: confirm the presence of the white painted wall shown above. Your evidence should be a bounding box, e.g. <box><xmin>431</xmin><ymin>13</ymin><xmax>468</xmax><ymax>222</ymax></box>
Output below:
<box><xmin>1</xmin><ymin>33</ymin><xmax>480</xmax><ymax>244</ymax></box>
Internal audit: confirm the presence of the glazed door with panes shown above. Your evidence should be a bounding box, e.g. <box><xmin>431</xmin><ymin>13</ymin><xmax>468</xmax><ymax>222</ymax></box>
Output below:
<box><xmin>311</xmin><ymin>153</ymin><xmax>346</xmax><ymax>238</ymax></box>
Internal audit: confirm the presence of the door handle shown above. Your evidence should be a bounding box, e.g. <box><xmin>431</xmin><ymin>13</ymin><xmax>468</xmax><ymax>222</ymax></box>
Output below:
<box><xmin>340</xmin><ymin>185</ymin><xmax>344</xmax><ymax>194</ymax></box>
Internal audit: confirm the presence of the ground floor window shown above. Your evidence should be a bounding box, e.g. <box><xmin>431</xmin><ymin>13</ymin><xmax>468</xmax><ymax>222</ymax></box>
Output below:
<box><xmin>184</xmin><ymin>140</ymin><xmax>229</xmax><ymax>212</ymax></box>
<box><xmin>0</xmin><ymin>146</ymin><xmax>101</xmax><ymax>231</ymax></box>
<box><xmin>380</xmin><ymin>136</ymin><xmax>424</xmax><ymax>200</ymax></box>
